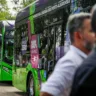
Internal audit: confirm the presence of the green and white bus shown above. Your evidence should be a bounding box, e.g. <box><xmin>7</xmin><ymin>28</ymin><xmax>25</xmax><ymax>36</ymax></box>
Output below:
<box><xmin>0</xmin><ymin>20</ymin><xmax>15</xmax><ymax>81</ymax></box>
<box><xmin>13</xmin><ymin>0</ymin><xmax>70</xmax><ymax>96</ymax></box>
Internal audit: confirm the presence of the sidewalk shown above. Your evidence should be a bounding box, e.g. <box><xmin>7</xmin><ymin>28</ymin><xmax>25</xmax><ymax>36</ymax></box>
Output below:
<box><xmin>0</xmin><ymin>82</ymin><xmax>25</xmax><ymax>96</ymax></box>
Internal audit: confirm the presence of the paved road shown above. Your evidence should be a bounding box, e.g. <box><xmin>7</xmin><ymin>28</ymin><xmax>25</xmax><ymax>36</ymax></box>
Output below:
<box><xmin>0</xmin><ymin>82</ymin><xmax>26</xmax><ymax>96</ymax></box>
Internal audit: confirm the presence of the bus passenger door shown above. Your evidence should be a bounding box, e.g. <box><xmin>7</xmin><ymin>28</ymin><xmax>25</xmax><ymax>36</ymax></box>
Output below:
<box><xmin>13</xmin><ymin>24</ymin><xmax>29</xmax><ymax>91</ymax></box>
<box><xmin>47</xmin><ymin>24</ymin><xmax>64</xmax><ymax>76</ymax></box>
<box><xmin>1</xmin><ymin>30</ymin><xmax>14</xmax><ymax>81</ymax></box>
<box><xmin>13</xmin><ymin>28</ymin><xmax>21</xmax><ymax>88</ymax></box>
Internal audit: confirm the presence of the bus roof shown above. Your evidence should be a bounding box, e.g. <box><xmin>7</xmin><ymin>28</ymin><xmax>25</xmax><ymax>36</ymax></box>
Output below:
<box><xmin>15</xmin><ymin>0</ymin><xmax>70</xmax><ymax>26</ymax></box>
<box><xmin>0</xmin><ymin>20</ymin><xmax>15</xmax><ymax>30</ymax></box>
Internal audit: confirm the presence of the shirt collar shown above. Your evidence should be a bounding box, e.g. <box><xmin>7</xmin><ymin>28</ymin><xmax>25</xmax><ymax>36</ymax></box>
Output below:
<box><xmin>70</xmin><ymin>45</ymin><xmax>87</xmax><ymax>59</ymax></box>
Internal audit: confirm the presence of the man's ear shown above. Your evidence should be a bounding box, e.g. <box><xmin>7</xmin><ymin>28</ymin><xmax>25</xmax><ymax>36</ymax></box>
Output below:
<box><xmin>74</xmin><ymin>32</ymin><xmax>83</xmax><ymax>40</ymax></box>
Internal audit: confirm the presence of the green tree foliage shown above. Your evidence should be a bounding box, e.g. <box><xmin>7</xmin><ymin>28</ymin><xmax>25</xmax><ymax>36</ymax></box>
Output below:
<box><xmin>22</xmin><ymin>0</ymin><xmax>35</xmax><ymax>7</ymax></box>
<box><xmin>0</xmin><ymin>0</ymin><xmax>12</xmax><ymax>20</ymax></box>
<box><xmin>12</xmin><ymin>0</ymin><xmax>35</xmax><ymax>13</ymax></box>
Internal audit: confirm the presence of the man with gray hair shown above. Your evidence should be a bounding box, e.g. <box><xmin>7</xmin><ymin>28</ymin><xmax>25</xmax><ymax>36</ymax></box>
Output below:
<box><xmin>40</xmin><ymin>12</ymin><xmax>95</xmax><ymax>96</ymax></box>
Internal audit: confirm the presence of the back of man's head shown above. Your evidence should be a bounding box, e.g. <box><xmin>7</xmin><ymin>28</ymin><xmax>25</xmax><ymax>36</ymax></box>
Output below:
<box><xmin>67</xmin><ymin>13</ymin><xmax>91</xmax><ymax>43</ymax></box>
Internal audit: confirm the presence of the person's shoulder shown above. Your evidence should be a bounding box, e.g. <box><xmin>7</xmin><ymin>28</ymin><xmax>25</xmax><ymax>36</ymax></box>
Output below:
<box><xmin>56</xmin><ymin>49</ymin><xmax>77</xmax><ymax>67</ymax></box>
<box><xmin>62</xmin><ymin>49</ymin><xmax>77</xmax><ymax>60</ymax></box>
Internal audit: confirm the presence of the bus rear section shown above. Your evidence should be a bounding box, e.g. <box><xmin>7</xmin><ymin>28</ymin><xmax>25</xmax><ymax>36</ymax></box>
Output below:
<box><xmin>0</xmin><ymin>20</ymin><xmax>15</xmax><ymax>81</ymax></box>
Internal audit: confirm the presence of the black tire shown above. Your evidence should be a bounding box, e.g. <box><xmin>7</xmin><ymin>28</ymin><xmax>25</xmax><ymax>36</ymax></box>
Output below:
<box><xmin>27</xmin><ymin>74</ymin><xmax>35</xmax><ymax>96</ymax></box>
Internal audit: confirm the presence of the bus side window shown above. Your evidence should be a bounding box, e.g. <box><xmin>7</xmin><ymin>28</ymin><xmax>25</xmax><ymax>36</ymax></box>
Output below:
<box><xmin>3</xmin><ymin>30</ymin><xmax>14</xmax><ymax>65</ymax></box>
<box><xmin>15</xmin><ymin>28</ymin><xmax>22</xmax><ymax>67</ymax></box>
<box><xmin>39</xmin><ymin>30</ymin><xmax>48</xmax><ymax>55</ymax></box>
<box><xmin>34</xmin><ymin>17</ymin><xmax>48</xmax><ymax>69</ymax></box>
<box><xmin>15</xmin><ymin>24</ymin><xmax>30</xmax><ymax>67</ymax></box>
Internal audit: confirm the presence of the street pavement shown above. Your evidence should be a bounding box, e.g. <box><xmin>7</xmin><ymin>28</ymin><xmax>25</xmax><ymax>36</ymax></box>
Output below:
<box><xmin>0</xmin><ymin>82</ymin><xmax>26</xmax><ymax>96</ymax></box>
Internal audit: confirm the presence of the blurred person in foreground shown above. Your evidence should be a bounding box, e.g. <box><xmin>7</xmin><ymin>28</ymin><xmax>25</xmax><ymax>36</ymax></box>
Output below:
<box><xmin>40</xmin><ymin>12</ymin><xmax>95</xmax><ymax>96</ymax></box>
<box><xmin>70</xmin><ymin>5</ymin><xmax>96</xmax><ymax>96</ymax></box>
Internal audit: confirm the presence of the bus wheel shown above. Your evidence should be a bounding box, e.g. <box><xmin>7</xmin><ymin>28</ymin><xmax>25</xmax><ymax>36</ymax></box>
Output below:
<box><xmin>27</xmin><ymin>74</ymin><xmax>35</xmax><ymax>96</ymax></box>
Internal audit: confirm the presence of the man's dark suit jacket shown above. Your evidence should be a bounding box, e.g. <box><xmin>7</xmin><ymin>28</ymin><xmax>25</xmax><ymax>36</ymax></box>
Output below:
<box><xmin>70</xmin><ymin>51</ymin><xmax>96</xmax><ymax>96</ymax></box>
